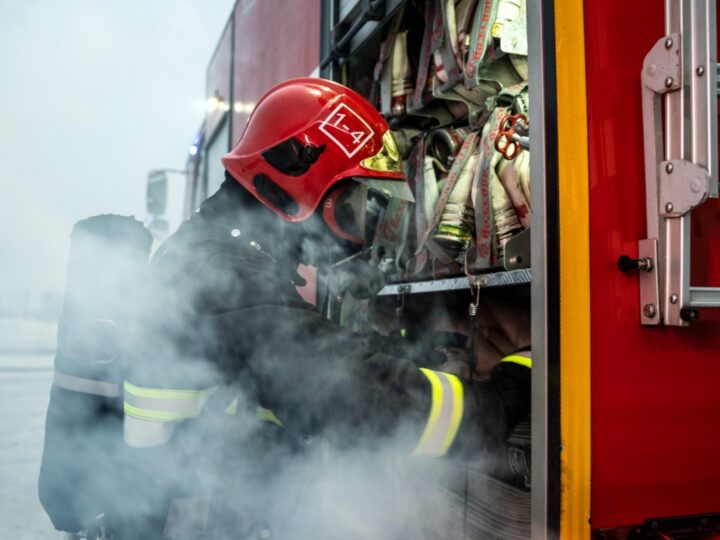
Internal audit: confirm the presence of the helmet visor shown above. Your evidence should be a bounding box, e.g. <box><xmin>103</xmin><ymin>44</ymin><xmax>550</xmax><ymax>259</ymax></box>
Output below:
<box><xmin>360</xmin><ymin>130</ymin><xmax>403</xmax><ymax>175</ymax></box>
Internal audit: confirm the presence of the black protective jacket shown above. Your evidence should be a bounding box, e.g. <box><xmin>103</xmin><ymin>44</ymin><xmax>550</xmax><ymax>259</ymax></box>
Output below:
<box><xmin>133</xmin><ymin>178</ymin><xmax>530</xmax><ymax>452</ymax></box>
<box><xmin>123</xmin><ymin>178</ymin><xmax>531</xmax><ymax>537</ymax></box>
<box><xmin>132</xmin><ymin>177</ymin><xmax>530</xmax><ymax>453</ymax></box>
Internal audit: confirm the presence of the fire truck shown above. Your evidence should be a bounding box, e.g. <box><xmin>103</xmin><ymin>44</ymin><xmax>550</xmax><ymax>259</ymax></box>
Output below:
<box><xmin>147</xmin><ymin>0</ymin><xmax>720</xmax><ymax>537</ymax></box>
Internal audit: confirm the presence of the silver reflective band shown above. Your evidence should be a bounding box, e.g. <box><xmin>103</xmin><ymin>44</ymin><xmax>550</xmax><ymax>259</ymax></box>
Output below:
<box><xmin>413</xmin><ymin>368</ymin><xmax>464</xmax><ymax>457</ymax></box>
<box><xmin>123</xmin><ymin>381</ymin><xmax>218</xmax><ymax>422</ymax></box>
<box><xmin>124</xmin><ymin>414</ymin><xmax>178</xmax><ymax>448</ymax></box>
<box><xmin>123</xmin><ymin>381</ymin><xmax>218</xmax><ymax>448</ymax></box>
<box><xmin>53</xmin><ymin>370</ymin><xmax>120</xmax><ymax>398</ymax></box>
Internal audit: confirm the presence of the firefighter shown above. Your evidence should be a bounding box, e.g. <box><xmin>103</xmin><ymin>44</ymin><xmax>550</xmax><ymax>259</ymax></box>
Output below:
<box><xmin>123</xmin><ymin>78</ymin><xmax>531</xmax><ymax>538</ymax></box>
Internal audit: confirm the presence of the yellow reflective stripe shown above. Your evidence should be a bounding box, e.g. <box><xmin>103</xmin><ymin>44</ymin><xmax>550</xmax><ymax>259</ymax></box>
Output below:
<box><xmin>223</xmin><ymin>398</ymin><xmax>284</xmax><ymax>427</ymax></box>
<box><xmin>124</xmin><ymin>380</ymin><xmax>217</xmax><ymax>400</ymax></box>
<box><xmin>224</xmin><ymin>397</ymin><xmax>239</xmax><ymax>415</ymax></box>
<box><xmin>123</xmin><ymin>381</ymin><xmax>218</xmax><ymax>423</ymax></box>
<box><xmin>257</xmin><ymin>407</ymin><xmax>284</xmax><ymax>427</ymax></box>
<box><xmin>413</xmin><ymin>368</ymin><xmax>464</xmax><ymax>457</ymax></box>
<box><xmin>501</xmin><ymin>354</ymin><xmax>532</xmax><ymax>369</ymax></box>
<box><xmin>124</xmin><ymin>402</ymin><xmax>198</xmax><ymax>422</ymax></box>
<box><xmin>441</xmin><ymin>373</ymin><xmax>464</xmax><ymax>452</ymax></box>
<box><xmin>414</xmin><ymin>368</ymin><xmax>444</xmax><ymax>455</ymax></box>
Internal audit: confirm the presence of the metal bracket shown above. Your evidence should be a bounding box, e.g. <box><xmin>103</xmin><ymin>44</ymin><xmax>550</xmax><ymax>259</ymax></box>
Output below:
<box><xmin>658</xmin><ymin>159</ymin><xmax>710</xmax><ymax>216</ymax></box>
<box><xmin>642</xmin><ymin>32</ymin><xmax>681</xmax><ymax>94</ymax></box>
<box><xmin>637</xmin><ymin>0</ymin><xmax>719</xmax><ymax>326</ymax></box>
<box><xmin>504</xmin><ymin>228</ymin><xmax>531</xmax><ymax>270</ymax></box>
<box><xmin>639</xmin><ymin>239</ymin><xmax>661</xmax><ymax>325</ymax></box>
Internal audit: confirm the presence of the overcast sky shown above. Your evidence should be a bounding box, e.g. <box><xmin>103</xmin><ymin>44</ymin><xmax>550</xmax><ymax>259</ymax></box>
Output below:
<box><xmin>0</xmin><ymin>0</ymin><xmax>235</xmax><ymax>295</ymax></box>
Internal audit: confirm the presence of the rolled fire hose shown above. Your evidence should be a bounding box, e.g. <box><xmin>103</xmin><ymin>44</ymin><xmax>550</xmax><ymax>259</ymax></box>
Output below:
<box><xmin>498</xmin><ymin>158</ymin><xmax>531</xmax><ymax>229</ymax></box>
<box><xmin>390</xmin><ymin>31</ymin><xmax>413</xmax><ymax>116</ymax></box>
<box><xmin>514</xmin><ymin>150</ymin><xmax>531</xmax><ymax>212</ymax></box>
<box><xmin>455</xmin><ymin>0</ymin><xmax>480</xmax><ymax>70</ymax></box>
<box><xmin>433</xmin><ymin>151</ymin><xmax>479</xmax><ymax>255</ymax></box>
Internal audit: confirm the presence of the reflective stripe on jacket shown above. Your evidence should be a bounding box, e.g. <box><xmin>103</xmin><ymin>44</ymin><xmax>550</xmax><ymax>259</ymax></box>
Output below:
<box><xmin>53</xmin><ymin>370</ymin><xmax>120</xmax><ymax>398</ymax></box>
<box><xmin>412</xmin><ymin>368</ymin><xmax>464</xmax><ymax>457</ymax></box>
<box><xmin>123</xmin><ymin>381</ymin><xmax>218</xmax><ymax>448</ymax></box>
<box><xmin>413</xmin><ymin>351</ymin><xmax>531</xmax><ymax>457</ymax></box>
<box><xmin>501</xmin><ymin>351</ymin><xmax>532</xmax><ymax>369</ymax></box>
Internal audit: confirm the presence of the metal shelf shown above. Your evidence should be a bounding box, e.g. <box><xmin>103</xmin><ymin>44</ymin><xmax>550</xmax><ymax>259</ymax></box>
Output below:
<box><xmin>378</xmin><ymin>269</ymin><xmax>532</xmax><ymax>296</ymax></box>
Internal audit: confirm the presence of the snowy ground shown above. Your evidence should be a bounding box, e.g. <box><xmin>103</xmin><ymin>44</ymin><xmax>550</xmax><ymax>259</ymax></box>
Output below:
<box><xmin>0</xmin><ymin>320</ymin><xmax>59</xmax><ymax>539</ymax></box>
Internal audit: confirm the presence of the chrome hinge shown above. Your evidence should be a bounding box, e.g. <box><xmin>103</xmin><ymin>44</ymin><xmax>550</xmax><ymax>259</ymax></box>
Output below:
<box><xmin>638</xmin><ymin>0</ymin><xmax>718</xmax><ymax>326</ymax></box>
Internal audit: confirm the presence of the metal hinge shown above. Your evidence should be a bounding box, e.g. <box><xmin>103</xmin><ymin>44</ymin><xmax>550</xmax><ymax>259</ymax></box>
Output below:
<box><xmin>637</xmin><ymin>0</ymin><xmax>718</xmax><ymax>326</ymax></box>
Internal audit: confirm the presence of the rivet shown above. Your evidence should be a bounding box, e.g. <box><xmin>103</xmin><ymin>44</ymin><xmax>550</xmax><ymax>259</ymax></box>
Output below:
<box><xmin>665</xmin><ymin>77</ymin><xmax>674</xmax><ymax>88</ymax></box>
<box><xmin>670</xmin><ymin>293</ymin><xmax>678</xmax><ymax>304</ymax></box>
<box><xmin>230</xmin><ymin>228</ymin><xmax>241</xmax><ymax>237</ymax></box>
<box><xmin>664</xmin><ymin>37</ymin><xmax>673</xmax><ymax>49</ymax></box>
<box><xmin>643</xmin><ymin>304</ymin><xmax>657</xmax><ymax>318</ymax></box>
<box><xmin>696</xmin><ymin>65</ymin><xmax>705</xmax><ymax>76</ymax></box>
<box><xmin>665</xmin><ymin>202</ymin><xmax>674</xmax><ymax>213</ymax></box>
<box><xmin>665</xmin><ymin>162</ymin><xmax>674</xmax><ymax>173</ymax></box>
<box><xmin>647</xmin><ymin>64</ymin><xmax>657</xmax><ymax>76</ymax></box>
<box><xmin>691</xmin><ymin>177</ymin><xmax>704</xmax><ymax>193</ymax></box>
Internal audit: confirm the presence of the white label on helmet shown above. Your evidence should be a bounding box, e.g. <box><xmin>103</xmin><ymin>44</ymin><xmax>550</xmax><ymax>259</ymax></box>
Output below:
<box><xmin>319</xmin><ymin>103</ymin><xmax>374</xmax><ymax>158</ymax></box>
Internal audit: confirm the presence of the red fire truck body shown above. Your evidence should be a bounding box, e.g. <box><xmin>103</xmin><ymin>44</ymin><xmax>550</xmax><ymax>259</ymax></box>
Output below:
<box><xmin>175</xmin><ymin>0</ymin><xmax>720</xmax><ymax>537</ymax></box>
<box><xmin>586</xmin><ymin>0</ymin><xmax>720</xmax><ymax>530</ymax></box>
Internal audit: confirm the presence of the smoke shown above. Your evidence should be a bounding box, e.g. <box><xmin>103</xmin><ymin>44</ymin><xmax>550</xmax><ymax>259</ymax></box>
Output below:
<box><xmin>36</xmin><ymin>179</ymin><xmax>531</xmax><ymax>540</ymax></box>
<box><xmin>0</xmin><ymin>3</ymin><xmax>531</xmax><ymax>539</ymax></box>
<box><xmin>0</xmin><ymin>0</ymin><xmax>234</xmax><ymax>296</ymax></box>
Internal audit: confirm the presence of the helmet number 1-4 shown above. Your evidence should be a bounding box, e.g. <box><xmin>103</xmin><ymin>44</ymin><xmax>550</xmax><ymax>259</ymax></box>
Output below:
<box><xmin>319</xmin><ymin>103</ymin><xmax>375</xmax><ymax>158</ymax></box>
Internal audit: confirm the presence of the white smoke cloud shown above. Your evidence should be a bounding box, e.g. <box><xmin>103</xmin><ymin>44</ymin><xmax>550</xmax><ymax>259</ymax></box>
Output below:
<box><xmin>0</xmin><ymin>0</ymin><xmax>235</xmax><ymax>295</ymax></box>
<box><xmin>36</xmin><ymin>197</ymin><xmax>531</xmax><ymax>539</ymax></box>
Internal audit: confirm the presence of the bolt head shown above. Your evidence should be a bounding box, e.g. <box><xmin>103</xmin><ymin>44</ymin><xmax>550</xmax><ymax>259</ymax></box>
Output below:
<box><xmin>230</xmin><ymin>228</ymin><xmax>241</xmax><ymax>237</ymax></box>
<box><xmin>670</xmin><ymin>293</ymin><xmax>679</xmax><ymax>304</ymax></box>
<box><xmin>665</xmin><ymin>162</ymin><xmax>674</xmax><ymax>173</ymax></box>
<box><xmin>665</xmin><ymin>37</ymin><xmax>673</xmax><ymax>49</ymax></box>
<box><xmin>696</xmin><ymin>65</ymin><xmax>705</xmax><ymax>76</ymax></box>
<box><xmin>665</xmin><ymin>77</ymin><xmax>674</xmax><ymax>88</ymax></box>
<box><xmin>665</xmin><ymin>202</ymin><xmax>674</xmax><ymax>213</ymax></box>
<box><xmin>643</xmin><ymin>304</ymin><xmax>657</xmax><ymax>318</ymax></box>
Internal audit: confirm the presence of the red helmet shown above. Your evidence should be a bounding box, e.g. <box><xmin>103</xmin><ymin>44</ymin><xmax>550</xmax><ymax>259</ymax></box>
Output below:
<box><xmin>222</xmin><ymin>78</ymin><xmax>412</xmax><ymax>242</ymax></box>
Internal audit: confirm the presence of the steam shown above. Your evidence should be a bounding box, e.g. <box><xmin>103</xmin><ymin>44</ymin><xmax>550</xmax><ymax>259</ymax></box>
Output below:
<box><xmin>35</xmin><ymin>189</ymin><xmax>530</xmax><ymax>540</ymax></box>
